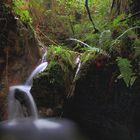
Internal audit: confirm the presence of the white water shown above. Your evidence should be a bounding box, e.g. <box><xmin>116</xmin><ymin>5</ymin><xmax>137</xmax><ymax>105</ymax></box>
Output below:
<box><xmin>8</xmin><ymin>52</ymin><xmax>48</xmax><ymax>121</ymax></box>
<box><xmin>75</xmin><ymin>55</ymin><xmax>81</xmax><ymax>77</ymax></box>
<box><xmin>41</xmin><ymin>51</ymin><xmax>47</xmax><ymax>63</ymax></box>
<box><xmin>3</xmin><ymin>51</ymin><xmax>86</xmax><ymax>140</ymax></box>
<box><xmin>25</xmin><ymin>62</ymin><xmax>48</xmax><ymax>85</ymax></box>
<box><xmin>8</xmin><ymin>85</ymin><xmax>38</xmax><ymax>120</ymax></box>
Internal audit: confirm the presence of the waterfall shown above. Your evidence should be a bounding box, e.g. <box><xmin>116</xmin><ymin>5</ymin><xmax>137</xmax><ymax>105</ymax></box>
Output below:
<box><xmin>25</xmin><ymin>62</ymin><xmax>48</xmax><ymax>85</ymax></box>
<box><xmin>0</xmin><ymin>50</ymin><xmax>87</xmax><ymax>140</ymax></box>
<box><xmin>8</xmin><ymin>85</ymin><xmax>38</xmax><ymax>120</ymax></box>
<box><xmin>8</xmin><ymin>52</ymin><xmax>48</xmax><ymax>121</ymax></box>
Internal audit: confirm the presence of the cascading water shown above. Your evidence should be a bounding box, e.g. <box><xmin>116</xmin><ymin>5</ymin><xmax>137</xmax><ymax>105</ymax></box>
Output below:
<box><xmin>8</xmin><ymin>85</ymin><xmax>38</xmax><ymax>120</ymax></box>
<box><xmin>25</xmin><ymin>62</ymin><xmax>48</xmax><ymax>86</ymax></box>
<box><xmin>0</xmin><ymin>51</ymin><xmax>86</xmax><ymax>140</ymax></box>
<box><xmin>8</xmin><ymin>51</ymin><xmax>48</xmax><ymax>120</ymax></box>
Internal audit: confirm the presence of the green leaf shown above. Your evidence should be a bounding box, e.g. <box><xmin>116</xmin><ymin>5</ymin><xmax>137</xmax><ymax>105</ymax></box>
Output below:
<box><xmin>116</xmin><ymin>57</ymin><xmax>136</xmax><ymax>87</ymax></box>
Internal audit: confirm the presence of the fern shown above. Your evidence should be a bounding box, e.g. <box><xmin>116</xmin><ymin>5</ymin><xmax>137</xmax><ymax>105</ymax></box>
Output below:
<box><xmin>134</xmin><ymin>39</ymin><xmax>140</xmax><ymax>57</ymax></box>
<box><xmin>81</xmin><ymin>50</ymin><xmax>97</xmax><ymax>63</ymax></box>
<box><xmin>110</xmin><ymin>26</ymin><xmax>140</xmax><ymax>51</ymax></box>
<box><xmin>47</xmin><ymin>45</ymin><xmax>77</xmax><ymax>70</ymax></box>
<box><xmin>116</xmin><ymin>57</ymin><xmax>136</xmax><ymax>87</ymax></box>
<box><xmin>67</xmin><ymin>38</ymin><xmax>110</xmax><ymax>57</ymax></box>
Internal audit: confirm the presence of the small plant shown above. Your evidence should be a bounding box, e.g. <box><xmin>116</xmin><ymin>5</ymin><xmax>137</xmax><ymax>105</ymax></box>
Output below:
<box><xmin>81</xmin><ymin>49</ymin><xmax>97</xmax><ymax>63</ymax></box>
<box><xmin>47</xmin><ymin>45</ymin><xmax>77</xmax><ymax>70</ymax></box>
<box><xmin>134</xmin><ymin>38</ymin><xmax>140</xmax><ymax>57</ymax></box>
<box><xmin>46</xmin><ymin>45</ymin><xmax>78</xmax><ymax>93</ymax></box>
<box><xmin>116</xmin><ymin>57</ymin><xmax>136</xmax><ymax>87</ymax></box>
<box><xmin>12</xmin><ymin>0</ymin><xmax>32</xmax><ymax>24</ymax></box>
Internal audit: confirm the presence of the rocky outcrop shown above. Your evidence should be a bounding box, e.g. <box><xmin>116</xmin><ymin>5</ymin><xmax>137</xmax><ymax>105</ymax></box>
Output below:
<box><xmin>31</xmin><ymin>47</ymin><xmax>77</xmax><ymax>118</ymax></box>
<box><xmin>31</xmin><ymin>63</ymin><xmax>67</xmax><ymax>117</ymax></box>
<box><xmin>30</xmin><ymin>50</ymin><xmax>140</xmax><ymax>139</ymax></box>
<box><xmin>31</xmin><ymin>62</ymin><xmax>76</xmax><ymax>118</ymax></box>
<box><xmin>0</xmin><ymin>4</ymin><xmax>41</xmax><ymax>120</ymax></box>
<box><xmin>63</xmin><ymin>55</ymin><xmax>140</xmax><ymax>140</ymax></box>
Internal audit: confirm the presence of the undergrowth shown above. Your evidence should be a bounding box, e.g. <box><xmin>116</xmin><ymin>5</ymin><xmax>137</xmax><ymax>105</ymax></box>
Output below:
<box><xmin>46</xmin><ymin>45</ymin><xmax>78</xmax><ymax>93</ymax></box>
<box><xmin>12</xmin><ymin>0</ymin><xmax>32</xmax><ymax>25</ymax></box>
<box><xmin>11</xmin><ymin>0</ymin><xmax>140</xmax><ymax>87</ymax></box>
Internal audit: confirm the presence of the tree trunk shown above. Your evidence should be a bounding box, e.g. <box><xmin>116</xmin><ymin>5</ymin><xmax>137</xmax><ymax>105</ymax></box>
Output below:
<box><xmin>110</xmin><ymin>0</ymin><xmax>140</xmax><ymax>18</ymax></box>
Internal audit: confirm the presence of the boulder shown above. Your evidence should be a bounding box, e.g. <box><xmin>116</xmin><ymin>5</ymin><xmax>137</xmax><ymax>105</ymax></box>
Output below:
<box><xmin>63</xmin><ymin>55</ymin><xmax>140</xmax><ymax>140</ymax></box>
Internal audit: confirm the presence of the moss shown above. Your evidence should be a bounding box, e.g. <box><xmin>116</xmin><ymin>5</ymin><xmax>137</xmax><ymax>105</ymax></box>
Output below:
<box><xmin>31</xmin><ymin>62</ymin><xmax>65</xmax><ymax>107</ymax></box>
<box><xmin>31</xmin><ymin>61</ymin><xmax>75</xmax><ymax>117</ymax></box>
<box><xmin>31</xmin><ymin>46</ymin><xmax>78</xmax><ymax>117</ymax></box>
<box><xmin>12</xmin><ymin>0</ymin><xmax>32</xmax><ymax>25</ymax></box>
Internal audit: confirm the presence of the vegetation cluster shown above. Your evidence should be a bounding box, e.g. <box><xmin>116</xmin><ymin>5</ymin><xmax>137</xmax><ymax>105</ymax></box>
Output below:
<box><xmin>11</xmin><ymin>0</ymin><xmax>140</xmax><ymax>88</ymax></box>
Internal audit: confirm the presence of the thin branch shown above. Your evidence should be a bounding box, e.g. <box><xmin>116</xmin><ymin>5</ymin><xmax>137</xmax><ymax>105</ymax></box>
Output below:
<box><xmin>67</xmin><ymin>38</ymin><xmax>110</xmax><ymax>57</ymax></box>
<box><xmin>110</xmin><ymin>0</ymin><xmax>115</xmax><ymax>13</ymax></box>
<box><xmin>85</xmin><ymin>0</ymin><xmax>99</xmax><ymax>33</ymax></box>
<box><xmin>110</xmin><ymin>26</ymin><xmax>140</xmax><ymax>51</ymax></box>
<box><xmin>67</xmin><ymin>38</ymin><xmax>93</xmax><ymax>48</ymax></box>
<box><xmin>37</xmin><ymin>29</ymin><xmax>58</xmax><ymax>45</ymax></box>
<box><xmin>120</xmin><ymin>11</ymin><xmax>140</xmax><ymax>22</ymax></box>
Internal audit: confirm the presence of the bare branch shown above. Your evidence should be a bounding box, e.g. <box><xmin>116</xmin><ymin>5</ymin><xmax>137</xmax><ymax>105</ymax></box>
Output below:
<box><xmin>85</xmin><ymin>0</ymin><xmax>99</xmax><ymax>33</ymax></box>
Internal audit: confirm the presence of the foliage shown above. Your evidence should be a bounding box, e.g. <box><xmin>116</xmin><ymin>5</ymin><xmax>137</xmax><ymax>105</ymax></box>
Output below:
<box><xmin>134</xmin><ymin>38</ymin><xmax>140</xmax><ymax>57</ymax></box>
<box><xmin>116</xmin><ymin>57</ymin><xmax>136</xmax><ymax>87</ymax></box>
<box><xmin>40</xmin><ymin>61</ymin><xmax>65</xmax><ymax>87</ymax></box>
<box><xmin>11</xmin><ymin>0</ymin><xmax>140</xmax><ymax>88</ymax></box>
<box><xmin>80</xmin><ymin>21</ymin><xmax>140</xmax><ymax>87</ymax></box>
<box><xmin>12</xmin><ymin>0</ymin><xmax>32</xmax><ymax>24</ymax></box>
<box><xmin>27</xmin><ymin>0</ymin><xmax>111</xmax><ymax>46</ymax></box>
<box><xmin>81</xmin><ymin>47</ymin><xmax>110</xmax><ymax>64</ymax></box>
<box><xmin>29</xmin><ymin>0</ymin><xmax>45</xmax><ymax>27</ymax></box>
<box><xmin>46</xmin><ymin>45</ymin><xmax>78</xmax><ymax>93</ymax></box>
<box><xmin>81</xmin><ymin>49</ymin><xmax>97</xmax><ymax>63</ymax></box>
<box><xmin>47</xmin><ymin>45</ymin><xmax>77</xmax><ymax>70</ymax></box>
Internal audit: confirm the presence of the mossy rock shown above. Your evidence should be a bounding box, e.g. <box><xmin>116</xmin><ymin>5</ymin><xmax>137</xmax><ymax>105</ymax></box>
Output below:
<box><xmin>31</xmin><ymin>60</ymin><xmax>76</xmax><ymax>117</ymax></box>
<box><xmin>31</xmin><ymin>62</ymin><xmax>65</xmax><ymax>105</ymax></box>
<box><xmin>63</xmin><ymin>54</ymin><xmax>140</xmax><ymax>140</ymax></box>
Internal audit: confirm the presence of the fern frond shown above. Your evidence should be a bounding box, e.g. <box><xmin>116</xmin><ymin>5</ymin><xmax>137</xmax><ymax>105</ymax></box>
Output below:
<box><xmin>116</xmin><ymin>57</ymin><xmax>136</xmax><ymax>87</ymax></box>
<box><xmin>67</xmin><ymin>38</ymin><xmax>110</xmax><ymax>57</ymax></box>
<box><xmin>81</xmin><ymin>50</ymin><xmax>96</xmax><ymax>63</ymax></box>
<box><xmin>134</xmin><ymin>39</ymin><xmax>140</xmax><ymax>57</ymax></box>
<box><xmin>110</xmin><ymin>26</ymin><xmax>140</xmax><ymax>51</ymax></box>
<box><xmin>47</xmin><ymin>45</ymin><xmax>77</xmax><ymax>71</ymax></box>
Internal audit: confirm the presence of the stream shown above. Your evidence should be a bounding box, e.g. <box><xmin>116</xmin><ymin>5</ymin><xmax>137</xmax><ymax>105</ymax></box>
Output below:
<box><xmin>0</xmin><ymin>52</ymin><xmax>86</xmax><ymax>140</ymax></box>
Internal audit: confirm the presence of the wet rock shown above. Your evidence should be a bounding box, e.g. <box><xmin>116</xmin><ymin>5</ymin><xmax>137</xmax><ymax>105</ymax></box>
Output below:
<box><xmin>31</xmin><ymin>53</ymin><xmax>76</xmax><ymax>118</ymax></box>
<box><xmin>31</xmin><ymin>63</ymin><xmax>64</xmax><ymax>117</ymax></box>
